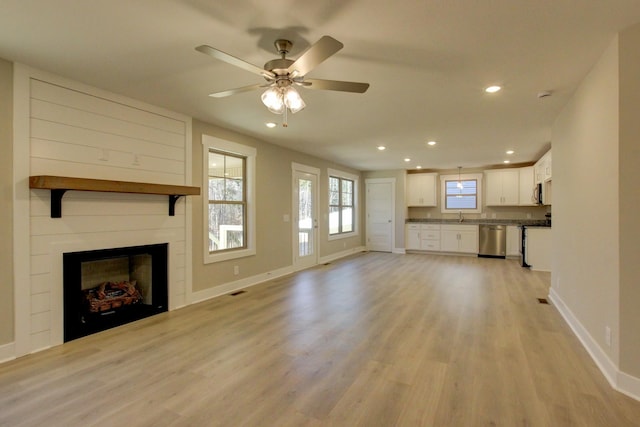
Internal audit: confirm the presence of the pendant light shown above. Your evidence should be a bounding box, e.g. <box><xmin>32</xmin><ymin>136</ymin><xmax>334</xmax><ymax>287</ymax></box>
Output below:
<box><xmin>457</xmin><ymin>166</ymin><xmax>464</xmax><ymax>189</ymax></box>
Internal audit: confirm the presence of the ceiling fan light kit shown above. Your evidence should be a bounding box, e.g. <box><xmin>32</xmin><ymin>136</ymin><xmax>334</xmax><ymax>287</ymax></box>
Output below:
<box><xmin>196</xmin><ymin>35</ymin><xmax>369</xmax><ymax>126</ymax></box>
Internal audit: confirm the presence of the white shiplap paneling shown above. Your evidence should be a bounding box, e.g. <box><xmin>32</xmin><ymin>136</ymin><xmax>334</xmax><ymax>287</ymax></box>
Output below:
<box><xmin>12</xmin><ymin>67</ymin><xmax>193</xmax><ymax>357</ymax></box>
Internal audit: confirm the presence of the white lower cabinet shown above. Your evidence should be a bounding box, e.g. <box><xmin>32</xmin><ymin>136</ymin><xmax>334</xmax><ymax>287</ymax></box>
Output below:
<box><xmin>405</xmin><ymin>224</ymin><xmax>441</xmax><ymax>251</ymax></box>
<box><xmin>506</xmin><ymin>225</ymin><xmax>521</xmax><ymax>257</ymax></box>
<box><xmin>440</xmin><ymin>224</ymin><xmax>479</xmax><ymax>254</ymax></box>
<box><xmin>406</xmin><ymin>224</ymin><xmax>422</xmax><ymax>250</ymax></box>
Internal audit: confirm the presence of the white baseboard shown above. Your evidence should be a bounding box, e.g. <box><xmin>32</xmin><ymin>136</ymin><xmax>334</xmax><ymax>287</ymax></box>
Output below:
<box><xmin>318</xmin><ymin>246</ymin><xmax>367</xmax><ymax>264</ymax></box>
<box><xmin>392</xmin><ymin>247</ymin><xmax>406</xmax><ymax>254</ymax></box>
<box><xmin>549</xmin><ymin>287</ymin><xmax>640</xmax><ymax>402</ymax></box>
<box><xmin>0</xmin><ymin>341</ymin><xmax>16</xmax><ymax>364</ymax></box>
<box><xmin>191</xmin><ymin>265</ymin><xmax>295</xmax><ymax>305</ymax></box>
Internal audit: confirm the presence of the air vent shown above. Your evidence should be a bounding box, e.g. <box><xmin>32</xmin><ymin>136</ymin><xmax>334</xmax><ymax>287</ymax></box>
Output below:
<box><xmin>537</xmin><ymin>298</ymin><xmax>549</xmax><ymax>304</ymax></box>
<box><xmin>229</xmin><ymin>290</ymin><xmax>246</xmax><ymax>296</ymax></box>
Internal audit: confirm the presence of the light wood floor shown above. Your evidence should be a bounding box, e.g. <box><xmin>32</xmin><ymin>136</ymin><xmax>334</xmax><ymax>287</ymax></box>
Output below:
<box><xmin>2</xmin><ymin>252</ymin><xmax>640</xmax><ymax>426</ymax></box>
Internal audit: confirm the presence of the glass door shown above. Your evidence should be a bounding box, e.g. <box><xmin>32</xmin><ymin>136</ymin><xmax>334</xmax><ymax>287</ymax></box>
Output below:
<box><xmin>293</xmin><ymin>169</ymin><xmax>318</xmax><ymax>270</ymax></box>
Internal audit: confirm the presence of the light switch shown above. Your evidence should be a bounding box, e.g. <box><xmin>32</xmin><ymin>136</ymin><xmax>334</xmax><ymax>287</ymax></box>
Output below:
<box><xmin>283</xmin><ymin>214</ymin><xmax>290</xmax><ymax>222</ymax></box>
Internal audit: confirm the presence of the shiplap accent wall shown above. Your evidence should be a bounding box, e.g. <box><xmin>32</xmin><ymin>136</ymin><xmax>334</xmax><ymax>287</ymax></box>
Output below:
<box><xmin>13</xmin><ymin>65</ymin><xmax>193</xmax><ymax>356</ymax></box>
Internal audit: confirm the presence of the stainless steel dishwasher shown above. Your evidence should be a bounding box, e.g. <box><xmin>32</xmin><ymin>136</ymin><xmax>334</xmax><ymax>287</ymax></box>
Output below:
<box><xmin>478</xmin><ymin>224</ymin><xmax>506</xmax><ymax>258</ymax></box>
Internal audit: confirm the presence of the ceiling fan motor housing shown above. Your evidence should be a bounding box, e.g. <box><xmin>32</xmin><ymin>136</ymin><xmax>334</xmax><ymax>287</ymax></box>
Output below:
<box><xmin>263</xmin><ymin>58</ymin><xmax>295</xmax><ymax>77</ymax></box>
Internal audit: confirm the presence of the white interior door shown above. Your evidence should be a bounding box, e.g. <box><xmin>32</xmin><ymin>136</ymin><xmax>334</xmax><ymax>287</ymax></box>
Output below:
<box><xmin>293</xmin><ymin>166</ymin><xmax>319</xmax><ymax>270</ymax></box>
<box><xmin>366</xmin><ymin>179</ymin><xmax>395</xmax><ymax>252</ymax></box>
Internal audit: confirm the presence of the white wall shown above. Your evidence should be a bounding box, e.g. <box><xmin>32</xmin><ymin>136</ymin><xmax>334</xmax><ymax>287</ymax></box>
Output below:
<box><xmin>618</xmin><ymin>23</ymin><xmax>640</xmax><ymax>379</ymax></box>
<box><xmin>551</xmin><ymin>26</ymin><xmax>640</xmax><ymax>399</ymax></box>
<box><xmin>551</xmin><ymin>36</ymin><xmax>620</xmax><ymax>366</ymax></box>
<box><xmin>12</xmin><ymin>66</ymin><xmax>193</xmax><ymax>356</ymax></box>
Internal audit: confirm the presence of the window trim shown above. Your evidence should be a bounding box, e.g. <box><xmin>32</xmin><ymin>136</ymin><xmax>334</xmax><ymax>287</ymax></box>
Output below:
<box><xmin>328</xmin><ymin>168</ymin><xmax>359</xmax><ymax>241</ymax></box>
<box><xmin>440</xmin><ymin>173</ymin><xmax>483</xmax><ymax>214</ymax></box>
<box><xmin>202</xmin><ymin>135</ymin><xmax>256</xmax><ymax>263</ymax></box>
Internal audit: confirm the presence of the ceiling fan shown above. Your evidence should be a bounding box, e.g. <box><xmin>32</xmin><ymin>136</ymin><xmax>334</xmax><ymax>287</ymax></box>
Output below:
<box><xmin>195</xmin><ymin>36</ymin><xmax>369</xmax><ymax>125</ymax></box>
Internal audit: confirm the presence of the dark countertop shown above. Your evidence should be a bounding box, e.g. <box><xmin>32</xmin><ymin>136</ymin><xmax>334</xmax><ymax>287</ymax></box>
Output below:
<box><xmin>406</xmin><ymin>218</ymin><xmax>551</xmax><ymax>227</ymax></box>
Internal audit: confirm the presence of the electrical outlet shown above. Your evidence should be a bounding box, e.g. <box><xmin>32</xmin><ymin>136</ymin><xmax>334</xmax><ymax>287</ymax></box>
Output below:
<box><xmin>491</xmin><ymin>213</ymin><xmax>497</xmax><ymax>219</ymax></box>
<box><xmin>605</xmin><ymin>326</ymin><xmax>611</xmax><ymax>347</ymax></box>
<box><xmin>427</xmin><ymin>213</ymin><xmax>431</xmax><ymax>218</ymax></box>
<box><xmin>233</xmin><ymin>265</ymin><xmax>239</xmax><ymax>276</ymax></box>
<box><xmin>526</xmin><ymin>213</ymin><xmax>532</xmax><ymax>219</ymax></box>
<box><xmin>481</xmin><ymin>213</ymin><xmax>487</xmax><ymax>219</ymax></box>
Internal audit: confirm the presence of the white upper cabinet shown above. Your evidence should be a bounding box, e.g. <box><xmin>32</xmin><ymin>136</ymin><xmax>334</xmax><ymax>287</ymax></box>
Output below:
<box><xmin>534</xmin><ymin>149</ymin><xmax>552</xmax><ymax>183</ymax></box>
<box><xmin>518</xmin><ymin>166</ymin><xmax>536</xmax><ymax>206</ymax></box>
<box><xmin>406</xmin><ymin>172</ymin><xmax>437</xmax><ymax>206</ymax></box>
<box><xmin>484</xmin><ymin>169</ymin><xmax>519</xmax><ymax>206</ymax></box>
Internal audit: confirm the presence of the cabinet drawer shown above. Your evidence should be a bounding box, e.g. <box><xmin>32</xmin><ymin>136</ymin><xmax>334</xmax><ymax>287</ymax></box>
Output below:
<box><xmin>422</xmin><ymin>231</ymin><xmax>440</xmax><ymax>240</ymax></box>
<box><xmin>423</xmin><ymin>224</ymin><xmax>440</xmax><ymax>231</ymax></box>
<box><xmin>421</xmin><ymin>240</ymin><xmax>441</xmax><ymax>251</ymax></box>
<box><xmin>407</xmin><ymin>224</ymin><xmax>421</xmax><ymax>230</ymax></box>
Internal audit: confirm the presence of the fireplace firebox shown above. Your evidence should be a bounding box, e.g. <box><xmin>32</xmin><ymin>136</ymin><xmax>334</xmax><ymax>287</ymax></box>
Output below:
<box><xmin>63</xmin><ymin>243</ymin><xmax>168</xmax><ymax>342</ymax></box>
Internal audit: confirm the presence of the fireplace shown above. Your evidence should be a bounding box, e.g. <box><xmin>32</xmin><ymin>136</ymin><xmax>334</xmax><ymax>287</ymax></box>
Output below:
<box><xmin>63</xmin><ymin>243</ymin><xmax>168</xmax><ymax>342</ymax></box>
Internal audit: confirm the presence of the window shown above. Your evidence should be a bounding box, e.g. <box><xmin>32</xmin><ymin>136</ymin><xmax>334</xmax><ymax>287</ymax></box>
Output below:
<box><xmin>440</xmin><ymin>173</ymin><xmax>483</xmax><ymax>213</ymax></box>
<box><xmin>208</xmin><ymin>151</ymin><xmax>246</xmax><ymax>252</ymax></box>
<box><xmin>203</xmin><ymin>136</ymin><xmax>256</xmax><ymax>263</ymax></box>
<box><xmin>445</xmin><ymin>179</ymin><xmax>478</xmax><ymax>209</ymax></box>
<box><xmin>328</xmin><ymin>169</ymin><xmax>358</xmax><ymax>238</ymax></box>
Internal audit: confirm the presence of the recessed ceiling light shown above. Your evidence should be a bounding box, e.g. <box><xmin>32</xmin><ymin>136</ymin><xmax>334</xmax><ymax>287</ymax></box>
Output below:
<box><xmin>427</xmin><ymin>141</ymin><xmax>437</xmax><ymax>146</ymax></box>
<box><xmin>506</xmin><ymin>150</ymin><xmax>514</xmax><ymax>155</ymax></box>
<box><xmin>416</xmin><ymin>165</ymin><xmax>422</xmax><ymax>169</ymax></box>
<box><xmin>377</xmin><ymin>145</ymin><xmax>386</xmax><ymax>151</ymax></box>
<box><xmin>503</xmin><ymin>160</ymin><xmax>510</xmax><ymax>164</ymax></box>
<box><xmin>485</xmin><ymin>85</ymin><xmax>502</xmax><ymax>93</ymax></box>
<box><xmin>265</xmin><ymin>122</ymin><xmax>277</xmax><ymax>128</ymax></box>
<box><xmin>404</xmin><ymin>158</ymin><xmax>411</xmax><ymax>162</ymax></box>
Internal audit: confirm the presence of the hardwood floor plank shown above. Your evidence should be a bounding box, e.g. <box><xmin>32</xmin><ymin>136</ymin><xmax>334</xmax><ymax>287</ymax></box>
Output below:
<box><xmin>1</xmin><ymin>252</ymin><xmax>639</xmax><ymax>426</ymax></box>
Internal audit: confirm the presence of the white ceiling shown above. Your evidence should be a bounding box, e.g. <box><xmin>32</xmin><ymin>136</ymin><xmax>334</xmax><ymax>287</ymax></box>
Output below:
<box><xmin>2</xmin><ymin>0</ymin><xmax>640</xmax><ymax>171</ymax></box>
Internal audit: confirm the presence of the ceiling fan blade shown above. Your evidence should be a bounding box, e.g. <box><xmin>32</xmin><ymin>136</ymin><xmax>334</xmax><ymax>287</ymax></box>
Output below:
<box><xmin>196</xmin><ymin>45</ymin><xmax>275</xmax><ymax>79</ymax></box>
<box><xmin>304</xmin><ymin>79</ymin><xmax>370</xmax><ymax>93</ymax></box>
<box><xmin>287</xmin><ymin>36</ymin><xmax>343</xmax><ymax>77</ymax></box>
<box><xmin>208</xmin><ymin>84</ymin><xmax>268</xmax><ymax>98</ymax></box>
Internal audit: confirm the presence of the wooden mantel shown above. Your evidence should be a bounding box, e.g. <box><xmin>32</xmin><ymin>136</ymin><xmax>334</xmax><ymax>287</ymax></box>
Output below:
<box><xmin>29</xmin><ymin>175</ymin><xmax>201</xmax><ymax>218</ymax></box>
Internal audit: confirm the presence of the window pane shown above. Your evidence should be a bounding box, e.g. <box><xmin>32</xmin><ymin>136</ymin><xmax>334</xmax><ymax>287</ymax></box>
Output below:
<box><xmin>208</xmin><ymin>203</ymin><xmax>244</xmax><ymax>251</ymax></box>
<box><xmin>342</xmin><ymin>190</ymin><xmax>352</xmax><ymax>206</ymax></box>
<box><xmin>341</xmin><ymin>207</ymin><xmax>353</xmax><ymax>232</ymax></box>
<box><xmin>208</xmin><ymin>152</ymin><xmax>226</xmax><ymax>178</ymax></box>
<box><xmin>329</xmin><ymin>189</ymin><xmax>340</xmax><ymax>205</ymax></box>
<box><xmin>446</xmin><ymin>196</ymin><xmax>477</xmax><ymax>209</ymax></box>
<box><xmin>329</xmin><ymin>206</ymin><xmax>340</xmax><ymax>234</ymax></box>
<box><xmin>225</xmin><ymin>178</ymin><xmax>243</xmax><ymax>201</ymax></box>
<box><xmin>330</xmin><ymin>177</ymin><xmax>339</xmax><ymax>191</ymax></box>
<box><xmin>208</xmin><ymin>177</ymin><xmax>225</xmax><ymax>200</ymax></box>
<box><xmin>342</xmin><ymin>179</ymin><xmax>353</xmax><ymax>195</ymax></box>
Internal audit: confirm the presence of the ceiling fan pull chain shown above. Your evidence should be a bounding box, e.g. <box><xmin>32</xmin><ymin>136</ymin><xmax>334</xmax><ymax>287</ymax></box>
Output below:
<box><xmin>283</xmin><ymin>106</ymin><xmax>288</xmax><ymax>127</ymax></box>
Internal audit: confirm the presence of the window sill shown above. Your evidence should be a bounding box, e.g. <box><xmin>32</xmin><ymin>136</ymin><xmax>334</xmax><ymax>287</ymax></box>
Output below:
<box><xmin>328</xmin><ymin>231</ymin><xmax>358</xmax><ymax>241</ymax></box>
<box><xmin>204</xmin><ymin>247</ymin><xmax>256</xmax><ymax>264</ymax></box>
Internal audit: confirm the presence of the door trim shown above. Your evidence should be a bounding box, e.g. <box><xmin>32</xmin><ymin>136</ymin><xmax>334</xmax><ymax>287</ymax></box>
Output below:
<box><xmin>292</xmin><ymin>163</ymin><xmax>320</xmax><ymax>271</ymax></box>
<box><xmin>365</xmin><ymin>178</ymin><xmax>396</xmax><ymax>253</ymax></box>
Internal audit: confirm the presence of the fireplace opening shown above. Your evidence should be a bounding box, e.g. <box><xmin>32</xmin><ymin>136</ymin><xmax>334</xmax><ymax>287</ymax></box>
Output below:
<box><xmin>63</xmin><ymin>243</ymin><xmax>168</xmax><ymax>342</ymax></box>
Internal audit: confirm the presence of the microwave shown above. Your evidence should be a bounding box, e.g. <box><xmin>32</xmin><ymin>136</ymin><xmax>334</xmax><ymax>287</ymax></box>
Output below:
<box><xmin>533</xmin><ymin>183</ymin><xmax>543</xmax><ymax>205</ymax></box>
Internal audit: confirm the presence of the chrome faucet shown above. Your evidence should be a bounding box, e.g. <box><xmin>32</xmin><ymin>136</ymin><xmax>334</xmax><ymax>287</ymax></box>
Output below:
<box><xmin>458</xmin><ymin>211</ymin><xmax>464</xmax><ymax>222</ymax></box>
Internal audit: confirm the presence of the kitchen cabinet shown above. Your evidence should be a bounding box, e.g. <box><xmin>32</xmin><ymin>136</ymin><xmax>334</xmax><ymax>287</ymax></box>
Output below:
<box><xmin>406</xmin><ymin>224</ymin><xmax>421</xmax><ymax>250</ymax></box>
<box><xmin>406</xmin><ymin>173</ymin><xmax>437</xmax><ymax>206</ymax></box>
<box><xmin>440</xmin><ymin>224</ymin><xmax>478</xmax><ymax>254</ymax></box>
<box><xmin>506</xmin><ymin>226</ymin><xmax>520</xmax><ymax>257</ymax></box>
<box><xmin>534</xmin><ymin>150</ymin><xmax>552</xmax><ymax>184</ymax></box>
<box><xmin>518</xmin><ymin>166</ymin><xmax>536</xmax><ymax>206</ymax></box>
<box><xmin>405</xmin><ymin>223</ymin><xmax>440</xmax><ymax>251</ymax></box>
<box><xmin>525</xmin><ymin>227</ymin><xmax>551</xmax><ymax>271</ymax></box>
<box><xmin>485</xmin><ymin>169</ymin><xmax>519</xmax><ymax>206</ymax></box>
